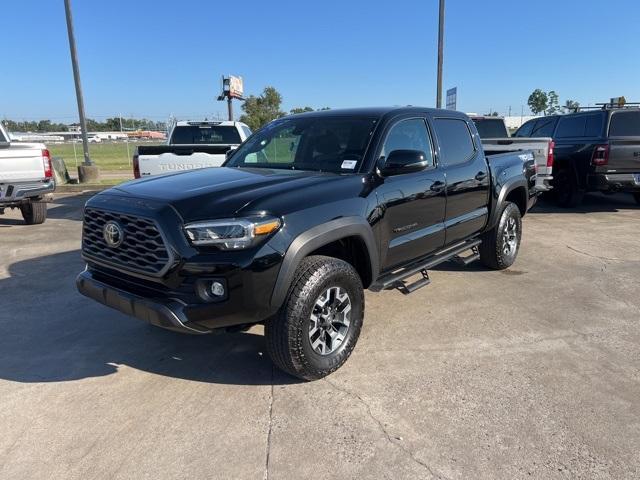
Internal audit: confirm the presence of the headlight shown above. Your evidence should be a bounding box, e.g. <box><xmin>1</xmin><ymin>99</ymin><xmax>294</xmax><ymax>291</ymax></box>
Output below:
<box><xmin>183</xmin><ymin>216</ymin><xmax>281</xmax><ymax>250</ymax></box>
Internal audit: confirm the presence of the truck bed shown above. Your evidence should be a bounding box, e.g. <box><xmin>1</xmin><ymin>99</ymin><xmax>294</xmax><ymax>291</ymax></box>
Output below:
<box><xmin>482</xmin><ymin>137</ymin><xmax>553</xmax><ymax>192</ymax></box>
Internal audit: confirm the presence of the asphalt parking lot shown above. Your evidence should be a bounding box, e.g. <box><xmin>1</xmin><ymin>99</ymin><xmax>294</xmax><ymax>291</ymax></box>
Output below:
<box><xmin>1</xmin><ymin>192</ymin><xmax>639</xmax><ymax>480</ymax></box>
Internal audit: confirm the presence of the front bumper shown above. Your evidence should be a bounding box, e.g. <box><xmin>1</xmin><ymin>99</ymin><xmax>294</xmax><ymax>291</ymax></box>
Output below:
<box><xmin>0</xmin><ymin>178</ymin><xmax>55</xmax><ymax>204</ymax></box>
<box><xmin>588</xmin><ymin>173</ymin><xmax>640</xmax><ymax>192</ymax></box>
<box><xmin>77</xmin><ymin>270</ymin><xmax>210</xmax><ymax>334</ymax></box>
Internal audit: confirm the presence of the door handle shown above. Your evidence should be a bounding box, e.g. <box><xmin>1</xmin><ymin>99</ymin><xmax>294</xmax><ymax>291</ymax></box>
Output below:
<box><xmin>475</xmin><ymin>172</ymin><xmax>487</xmax><ymax>181</ymax></box>
<box><xmin>430</xmin><ymin>181</ymin><xmax>445</xmax><ymax>193</ymax></box>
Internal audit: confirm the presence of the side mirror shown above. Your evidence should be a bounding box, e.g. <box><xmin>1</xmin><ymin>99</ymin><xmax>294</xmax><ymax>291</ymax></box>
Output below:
<box><xmin>379</xmin><ymin>149</ymin><xmax>429</xmax><ymax>176</ymax></box>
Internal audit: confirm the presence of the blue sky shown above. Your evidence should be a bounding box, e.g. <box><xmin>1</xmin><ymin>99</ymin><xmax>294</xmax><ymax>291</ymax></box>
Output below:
<box><xmin>2</xmin><ymin>0</ymin><xmax>639</xmax><ymax>122</ymax></box>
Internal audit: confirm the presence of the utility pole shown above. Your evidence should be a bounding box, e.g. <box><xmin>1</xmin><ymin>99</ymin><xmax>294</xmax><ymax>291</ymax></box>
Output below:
<box><xmin>64</xmin><ymin>0</ymin><xmax>98</xmax><ymax>182</ymax></box>
<box><xmin>436</xmin><ymin>0</ymin><xmax>445</xmax><ymax>108</ymax></box>
<box><xmin>227</xmin><ymin>97</ymin><xmax>233</xmax><ymax>121</ymax></box>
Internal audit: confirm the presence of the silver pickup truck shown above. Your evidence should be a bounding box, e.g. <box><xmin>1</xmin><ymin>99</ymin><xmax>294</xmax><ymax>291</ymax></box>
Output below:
<box><xmin>471</xmin><ymin>116</ymin><xmax>554</xmax><ymax>193</ymax></box>
<box><xmin>0</xmin><ymin>122</ymin><xmax>55</xmax><ymax>224</ymax></box>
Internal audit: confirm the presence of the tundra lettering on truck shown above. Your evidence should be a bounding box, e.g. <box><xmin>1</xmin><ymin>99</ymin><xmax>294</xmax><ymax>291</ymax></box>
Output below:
<box><xmin>77</xmin><ymin>107</ymin><xmax>538</xmax><ymax>380</ymax></box>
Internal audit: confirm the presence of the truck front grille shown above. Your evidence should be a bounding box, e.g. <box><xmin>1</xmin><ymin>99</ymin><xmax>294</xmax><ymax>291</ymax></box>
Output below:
<box><xmin>82</xmin><ymin>208</ymin><xmax>172</xmax><ymax>276</ymax></box>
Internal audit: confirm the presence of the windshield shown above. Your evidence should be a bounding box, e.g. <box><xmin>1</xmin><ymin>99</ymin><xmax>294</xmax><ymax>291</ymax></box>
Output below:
<box><xmin>472</xmin><ymin>118</ymin><xmax>508</xmax><ymax>138</ymax></box>
<box><xmin>171</xmin><ymin>125</ymin><xmax>241</xmax><ymax>144</ymax></box>
<box><xmin>225</xmin><ymin>116</ymin><xmax>377</xmax><ymax>173</ymax></box>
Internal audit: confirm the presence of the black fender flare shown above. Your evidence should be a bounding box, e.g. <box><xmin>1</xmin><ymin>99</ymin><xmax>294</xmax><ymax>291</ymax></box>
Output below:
<box><xmin>488</xmin><ymin>178</ymin><xmax>528</xmax><ymax>229</ymax></box>
<box><xmin>270</xmin><ymin>216</ymin><xmax>379</xmax><ymax>309</ymax></box>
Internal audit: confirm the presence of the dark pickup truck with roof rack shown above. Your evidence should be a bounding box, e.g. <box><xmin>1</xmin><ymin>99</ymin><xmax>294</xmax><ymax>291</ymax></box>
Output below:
<box><xmin>77</xmin><ymin>107</ymin><xmax>537</xmax><ymax>380</ymax></box>
<box><xmin>514</xmin><ymin>103</ymin><xmax>640</xmax><ymax>206</ymax></box>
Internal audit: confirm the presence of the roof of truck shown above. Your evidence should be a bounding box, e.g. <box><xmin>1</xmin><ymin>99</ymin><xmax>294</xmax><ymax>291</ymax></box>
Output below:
<box><xmin>288</xmin><ymin>106</ymin><xmax>469</xmax><ymax>119</ymax></box>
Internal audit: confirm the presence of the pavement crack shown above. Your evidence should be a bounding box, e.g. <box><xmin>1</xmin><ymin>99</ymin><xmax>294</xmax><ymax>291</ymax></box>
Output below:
<box><xmin>263</xmin><ymin>365</ymin><xmax>275</xmax><ymax>480</ymax></box>
<box><xmin>324</xmin><ymin>378</ymin><xmax>447</xmax><ymax>479</ymax></box>
<box><xmin>566</xmin><ymin>245</ymin><xmax>621</xmax><ymax>262</ymax></box>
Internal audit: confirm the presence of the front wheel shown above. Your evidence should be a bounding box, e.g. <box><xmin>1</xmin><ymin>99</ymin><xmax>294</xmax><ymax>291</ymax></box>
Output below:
<box><xmin>265</xmin><ymin>255</ymin><xmax>364</xmax><ymax>381</ymax></box>
<box><xmin>479</xmin><ymin>202</ymin><xmax>522</xmax><ymax>270</ymax></box>
<box><xmin>633</xmin><ymin>193</ymin><xmax>640</xmax><ymax>205</ymax></box>
<box><xmin>20</xmin><ymin>201</ymin><xmax>47</xmax><ymax>225</ymax></box>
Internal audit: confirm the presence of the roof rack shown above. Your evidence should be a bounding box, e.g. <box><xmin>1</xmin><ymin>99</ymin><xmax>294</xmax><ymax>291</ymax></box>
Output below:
<box><xmin>572</xmin><ymin>102</ymin><xmax>640</xmax><ymax>113</ymax></box>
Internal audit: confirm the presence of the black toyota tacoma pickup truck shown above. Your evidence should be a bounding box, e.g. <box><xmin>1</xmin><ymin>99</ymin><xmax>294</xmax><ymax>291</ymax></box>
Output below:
<box><xmin>77</xmin><ymin>107</ymin><xmax>537</xmax><ymax>380</ymax></box>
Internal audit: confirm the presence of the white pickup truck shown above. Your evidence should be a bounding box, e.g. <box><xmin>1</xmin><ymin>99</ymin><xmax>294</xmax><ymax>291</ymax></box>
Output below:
<box><xmin>0</xmin><ymin>122</ymin><xmax>55</xmax><ymax>224</ymax></box>
<box><xmin>470</xmin><ymin>116</ymin><xmax>554</xmax><ymax>192</ymax></box>
<box><xmin>133</xmin><ymin>120</ymin><xmax>251</xmax><ymax>178</ymax></box>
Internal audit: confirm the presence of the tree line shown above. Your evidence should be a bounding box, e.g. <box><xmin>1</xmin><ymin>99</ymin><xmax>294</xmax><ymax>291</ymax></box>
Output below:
<box><xmin>239</xmin><ymin>86</ymin><xmax>330</xmax><ymax>131</ymax></box>
<box><xmin>2</xmin><ymin>117</ymin><xmax>167</xmax><ymax>133</ymax></box>
<box><xmin>527</xmin><ymin>89</ymin><xmax>580</xmax><ymax>116</ymax></box>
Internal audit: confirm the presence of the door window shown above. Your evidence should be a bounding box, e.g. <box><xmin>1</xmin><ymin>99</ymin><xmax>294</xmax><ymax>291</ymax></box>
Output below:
<box><xmin>433</xmin><ymin>118</ymin><xmax>475</xmax><ymax>166</ymax></box>
<box><xmin>381</xmin><ymin>118</ymin><xmax>434</xmax><ymax>167</ymax></box>
<box><xmin>530</xmin><ymin>117</ymin><xmax>558</xmax><ymax>137</ymax></box>
<box><xmin>514</xmin><ymin>120</ymin><xmax>535</xmax><ymax>137</ymax></box>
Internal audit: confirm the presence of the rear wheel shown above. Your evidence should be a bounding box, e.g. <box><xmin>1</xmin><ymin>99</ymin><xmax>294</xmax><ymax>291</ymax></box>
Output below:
<box><xmin>633</xmin><ymin>193</ymin><xmax>640</xmax><ymax>205</ymax></box>
<box><xmin>20</xmin><ymin>201</ymin><xmax>47</xmax><ymax>225</ymax></box>
<box><xmin>554</xmin><ymin>168</ymin><xmax>584</xmax><ymax>207</ymax></box>
<box><xmin>479</xmin><ymin>202</ymin><xmax>522</xmax><ymax>270</ymax></box>
<box><xmin>265</xmin><ymin>255</ymin><xmax>364</xmax><ymax>381</ymax></box>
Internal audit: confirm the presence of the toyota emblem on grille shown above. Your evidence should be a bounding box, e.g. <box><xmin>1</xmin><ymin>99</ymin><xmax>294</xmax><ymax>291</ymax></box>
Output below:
<box><xmin>103</xmin><ymin>221</ymin><xmax>124</xmax><ymax>248</ymax></box>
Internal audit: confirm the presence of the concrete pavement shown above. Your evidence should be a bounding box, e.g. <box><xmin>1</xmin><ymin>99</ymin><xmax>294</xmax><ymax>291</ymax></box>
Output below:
<box><xmin>1</xmin><ymin>192</ymin><xmax>639</xmax><ymax>479</ymax></box>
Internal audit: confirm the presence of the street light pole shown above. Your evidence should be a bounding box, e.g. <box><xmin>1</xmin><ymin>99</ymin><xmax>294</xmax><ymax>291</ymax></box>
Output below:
<box><xmin>64</xmin><ymin>0</ymin><xmax>96</xmax><ymax>177</ymax></box>
<box><xmin>436</xmin><ymin>0</ymin><xmax>445</xmax><ymax>109</ymax></box>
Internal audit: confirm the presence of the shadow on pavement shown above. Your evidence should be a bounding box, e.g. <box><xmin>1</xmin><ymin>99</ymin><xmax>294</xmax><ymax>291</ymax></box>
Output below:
<box><xmin>46</xmin><ymin>193</ymin><xmax>94</xmax><ymax>221</ymax></box>
<box><xmin>0</xmin><ymin>249</ymin><xmax>297</xmax><ymax>386</ymax></box>
<box><xmin>529</xmin><ymin>192</ymin><xmax>639</xmax><ymax>214</ymax></box>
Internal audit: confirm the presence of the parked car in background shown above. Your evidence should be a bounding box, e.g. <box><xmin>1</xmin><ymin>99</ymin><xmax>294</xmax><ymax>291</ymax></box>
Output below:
<box><xmin>514</xmin><ymin>105</ymin><xmax>640</xmax><ymax>206</ymax></box>
<box><xmin>133</xmin><ymin>120</ymin><xmax>252</xmax><ymax>178</ymax></box>
<box><xmin>471</xmin><ymin>115</ymin><xmax>554</xmax><ymax>193</ymax></box>
<box><xmin>0</xmin><ymin>122</ymin><xmax>54</xmax><ymax>224</ymax></box>
<box><xmin>77</xmin><ymin>107</ymin><xmax>537</xmax><ymax>380</ymax></box>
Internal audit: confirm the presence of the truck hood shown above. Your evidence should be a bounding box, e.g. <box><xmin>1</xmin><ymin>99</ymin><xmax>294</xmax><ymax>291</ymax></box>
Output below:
<box><xmin>107</xmin><ymin>167</ymin><xmax>357</xmax><ymax>222</ymax></box>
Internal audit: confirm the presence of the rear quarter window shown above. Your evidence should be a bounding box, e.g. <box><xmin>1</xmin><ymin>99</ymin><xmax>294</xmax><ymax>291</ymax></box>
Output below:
<box><xmin>556</xmin><ymin>116</ymin><xmax>586</xmax><ymax>138</ymax></box>
<box><xmin>433</xmin><ymin>118</ymin><xmax>476</xmax><ymax>166</ymax></box>
<box><xmin>608</xmin><ymin>111</ymin><xmax>640</xmax><ymax>137</ymax></box>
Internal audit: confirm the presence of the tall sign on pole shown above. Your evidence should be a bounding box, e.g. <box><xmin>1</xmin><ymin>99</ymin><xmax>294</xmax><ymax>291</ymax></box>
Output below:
<box><xmin>63</xmin><ymin>0</ymin><xmax>94</xmax><ymax>173</ymax></box>
<box><xmin>446</xmin><ymin>87</ymin><xmax>457</xmax><ymax>110</ymax></box>
<box><xmin>218</xmin><ymin>75</ymin><xmax>244</xmax><ymax>121</ymax></box>
<box><xmin>436</xmin><ymin>0</ymin><xmax>445</xmax><ymax>108</ymax></box>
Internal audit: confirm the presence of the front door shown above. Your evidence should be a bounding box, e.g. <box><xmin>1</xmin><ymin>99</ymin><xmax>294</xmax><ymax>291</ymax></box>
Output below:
<box><xmin>375</xmin><ymin>117</ymin><xmax>447</xmax><ymax>271</ymax></box>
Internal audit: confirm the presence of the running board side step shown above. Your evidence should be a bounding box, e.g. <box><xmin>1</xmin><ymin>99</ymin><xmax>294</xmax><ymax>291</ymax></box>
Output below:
<box><xmin>451</xmin><ymin>246</ymin><xmax>480</xmax><ymax>266</ymax></box>
<box><xmin>370</xmin><ymin>239</ymin><xmax>482</xmax><ymax>295</ymax></box>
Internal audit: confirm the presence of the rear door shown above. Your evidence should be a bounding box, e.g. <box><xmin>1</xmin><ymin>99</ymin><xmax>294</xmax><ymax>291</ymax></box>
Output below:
<box><xmin>607</xmin><ymin>111</ymin><xmax>640</xmax><ymax>173</ymax></box>
<box><xmin>431</xmin><ymin>116</ymin><xmax>490</xmax><ymax>245</ymax></box>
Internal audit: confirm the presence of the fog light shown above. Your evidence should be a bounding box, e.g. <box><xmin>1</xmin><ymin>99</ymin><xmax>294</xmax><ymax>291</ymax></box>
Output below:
<box><xmin>210</xmin><ymin>281</ymin><xmax>225</xmax><ymax>297</ymax></box>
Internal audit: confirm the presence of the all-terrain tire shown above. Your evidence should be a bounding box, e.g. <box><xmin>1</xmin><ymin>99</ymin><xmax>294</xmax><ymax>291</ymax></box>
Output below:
<box><xmin>265</xmin><ymin>255</ymin><xmax>364</xmax><ymax>381</ymax></box>
<box><xmin>479</xmin><ymin>202</ymin><xmax>522</xmax><ymax>270</ymax></box>
<box><xmin>20</xmin><ymin>201</ymin><xmax>47</xmax><ymax>225</ymax></box>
